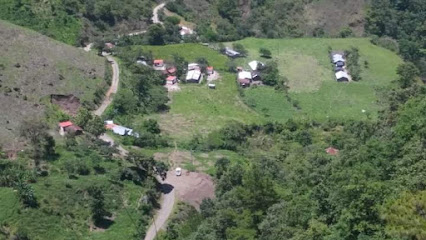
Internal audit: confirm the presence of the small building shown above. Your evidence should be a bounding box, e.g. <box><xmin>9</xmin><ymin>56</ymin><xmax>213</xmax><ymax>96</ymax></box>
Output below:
<box><xmin>188</xmin><ymin>63</ymin><xmax>200</xmax><ymax>71</ymax></box>
<box><xmin>167</xmin><ymin>66</ymin><xmax>177</xmax><ymax>75</ymax></box>
<box><xmin>208</xmin><ymin>83</ymin><xmax>216</xmax><ymax>89</ymax></box>
<box><xmin>58</xmin><ymin>121</ymin><xmax>82</xmax><ymax>136</ymax></box>
<box><xmin>136</xmin><ymin>60</ymin><xmax>148</xmax><ymax>66</ymax></box>
<box><xmin>166</xmin><ymin>75</ymin><xmax>178</xmax><ymax>85</ymax></box>
<box><xmin>332</xmin><ymin>53</ymin><xmax>345</xmax><ymax>63</ymax></box>
<box><xmin>186</xmin><ymin>69</ymin><xmax>202</xmax><ymax>83</ymax></box>
<box><xmin>252</xmin><ymin>70</ymin><xmax>261</xmax><ymax>81</ymax></box>
<box><xmin>248</xmin><ymin>61</ymin><xmax>264</xmax><ymax>71</ymax></box>
<box><xmin>334</xmin><ymin>66</ymin><xmax>344</xmax><ymax>72</ymax></box>
<box><xmin>153</xmin><ymin>59</ymin><xmax>164</xmax><ymax>67</ymax></box>
<box><xmin>180</xmin><ymin>26</ymin><xmax>194</xmax><ymax>36</ymax></box>
<box><xmin>237</xmin><ymin>71</ymin><xmax>252</xmax><ymax>87</ymax></box>
<box><xmin>105</xmin><ymin>42</ymin><xmax>115</xmax><ymax>49</ymax></box>
<box><xmin>207</xmin><ymin>66</ymin><xmax>214</xmax><ymax>75</ymax></box>
<box><xmin>225</xmin><ymin>47</ymin><xmax>240</xmax><ymax>58</ymax></box>
<box><xmin>325</xmin><ymin>147</ymin><xmax>339</xmax><ymax>155</ymax></box>
<box><xmin>335</xmin><ymin>71</ymin><xmax>349</xmax><ymax>82</ymax></box>
<box><xmin>112</xmin><ymin>125</ymin><xmax>133</xmax><ymax>136</ymax></box>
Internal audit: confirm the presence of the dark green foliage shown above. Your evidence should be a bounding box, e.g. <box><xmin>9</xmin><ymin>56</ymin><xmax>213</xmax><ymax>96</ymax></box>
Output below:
<box><xmin>259</xmin><ymin>48</ymin><xmax>272</xmax><ymax>58</ymax></box>
<box><xmin>143</xmin><ymin>119</ymin><xmax>161</xmax><ymax>134</ymax></box>
<box><xmin>16</xmin><ymin>181</ymin><xmax>38</xmax><ymax>208</ymax></box>
<box><xmin>19</xmin><ymin>119</ymin><xmax>56</xmax><ymax>166</ymax></box>
<box><xmin>231</xmin><ymin>43</ymin><xmax>247</xmax><ymax>56</ymax></box>
<box><xmin>147</xmin><ymin>24</ymin><xmax>166</xmax><ymax>45</ymax></box>
<box><xmin>339</xmin><ymin>27</ymin><xmax>353</xmax><ymax>38</ymax></box>
<box><xmin>261</xmin><ymin>62</ymin><xmax>282</xmax><ymax>86</ymax></box>
<box><xmin>88</xmin><ymin>185</ymin><xmax>108</xmax><ymax>226</ymax></box>
<box><xmin>165</xmin><ymin>16</ymin><xmax>181</xmax><ymax>25</ymax></box>
<box><xmin>345</xmin><ymin>47</ymin><xmax>362</xmax><ymax>81</ymax></box>
<box><xmin>396</xmin><ymin>62</ymin><xmax>420</xmax><ymax>89</ymax></box>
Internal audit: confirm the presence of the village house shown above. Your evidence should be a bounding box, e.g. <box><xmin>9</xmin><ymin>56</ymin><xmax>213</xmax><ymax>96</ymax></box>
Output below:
<box><xmin>237</xmin><ymin>71</ymin><xmax>252</xmax><ymax>87</ymax></box>
<box><xmin>180</xmin><ymin>26</ymin><xmax>194</xmax><ymax>36</ymax></box>
<box><xmin>153</xmin><ymin>59</ymin><xmax>166</xmax><ymax>70</ymax></box>
<box><xmin>105</xmin><ymin>120</ymin><xmax>135</xmax><ymax>136</ymax></box>
<box><xmin>58</xmin><ymin>121</ymin><xmax>82</xmax><ymax>136</ymax></box>
<box><xmin>335</xmin><ymin>71</ymin><xmax>349</xmax><ymax>82</ymax></box>
<box><xmin>225</xmin><ymin>47</ymin><xmax>241</xmax><ymax>58</ymax></box>
<box><xmin>188</xmin><ymin>63</ymin><xmax>200</xmax><ymax>71</ymax></box>
<box><xmin>325</xmin><ymin>147</ymin><xmax>339</xmax><ymax>155</ymax></box>
<box><xmin>207</xmin><ymin>66</ymin><xmax>214</xmax><ymax>75</ymax></box>
<box><xmin>186</xmin><ymin>69</ymin><xmax>202</xmax><ymax>83</ymax></box>
<box><xmin>248</xmin><ymin>60</ymin><xmax>264</xmax><ymax>71</ymax></box>
<box><xmin>166</xmin><ymin>75</ymin><xmax>178</xmax><ymax>85</ymax></box>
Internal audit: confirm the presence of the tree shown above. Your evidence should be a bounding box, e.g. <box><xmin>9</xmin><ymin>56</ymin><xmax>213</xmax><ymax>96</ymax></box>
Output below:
<box><xmin>259</xmin><ymin>48</ymin><xmax>272</xmax><ymax>58</ymax></box>
<box><xmin>74</xmin><ymin>107</ymin><xmax>92</xmax><ymax>128</ymax></box>
<box><xmin>146</xmin><ymin>24</ymin><xmax>165</xmax><ymax>45</ymax></box>
<box><xmin>142</xmin><ymin>119</ymin><xmax>161</xmax><ymax>134</ymax></box>
<box><xmin>396</xmin><ymin>62</ymin><xmax>420</xmax><ymax>88</ymax></box>
<box><xmin>88</xmin><ymin>185</ymin><xmax>108</xmax><ymax>226</ymax></box>
<box><xmin>215</xmin><ymin>157</ymin><xmax>230</xmax><ymax>179</ymax></box>
<box><xmin>232</xmin><ymin>43</ymin><xmax>247</xmax><ymax>56</ymax></box>
<box><xmin>16</xmin><ymin>181</ymin><xmax>38</xmax><ymax>208</ymax></box>
<box><xmin>85</xmin><ymin>116</ymin><xmax>106</xmax><ymax>137</ymax></box>
<box><xmin>19</xmin><ymin>119</ymin><xmax>55</xmax><ymax>166</ymax></box>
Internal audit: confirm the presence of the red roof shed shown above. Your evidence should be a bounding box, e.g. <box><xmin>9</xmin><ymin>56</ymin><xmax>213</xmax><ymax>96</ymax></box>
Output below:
<box><xmin>325</xmin><ymin>147</ymin><xmax>339</xmax><ymax>155</ymax></box>
<box><xmin>59</xmin><ymin>121</ymin><xmax>73</xmax><ymax>128</ymax></box>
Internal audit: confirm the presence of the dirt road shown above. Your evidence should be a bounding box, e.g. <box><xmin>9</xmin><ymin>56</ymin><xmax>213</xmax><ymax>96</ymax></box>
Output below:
<box><xmin>144</xmin><ymin>177</ymin><xmax>176</xmax><ymax>240</ymax></box>
<box><xmin>152</xmin><ymin>3</ymin><xmax>166</xmax><ymax>24</ymax></box>
<box><xmin>94</xmin><ymin>55</ymin><xmax>119</xmax><ymax>116</ymax></box>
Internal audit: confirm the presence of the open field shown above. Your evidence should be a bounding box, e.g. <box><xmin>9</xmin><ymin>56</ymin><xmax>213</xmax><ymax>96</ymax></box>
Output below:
<box><xmin>0</xmin><ymin>20</ymin><xmax>106</xmax><ymax>148</ymax></box>
<box><xmin>233</xmin><ymin>37</ymin><xmax>403</xmax><ymax>121</ymax></box>
<box><xmin>131</xmin><ymin>44</ymin><xmax>264</xmax><ymax>142</ymax></box>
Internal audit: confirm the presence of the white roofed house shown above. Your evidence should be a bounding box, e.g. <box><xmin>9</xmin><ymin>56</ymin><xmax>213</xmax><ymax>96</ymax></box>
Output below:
<box><xmin>225</xmin><ymin>47</ymin><xmax>241</xmax><ymax>58</ymax></box>
<box><xmin>186</xmin><ymin>69</ymin><xmax>202</xmax><ymax>83</ymax></box>
<box><xmin>237</xmin><ymin>71</ymin><xmax>252</xmax><ymax>87</ymax></box>
<box><xmin>248</xmin><ymin>61</ymin><xmax>265</xmax><ymax>71</ymax></box>
<box><xmin>335</xmin><ymin>71</ymin><xmax>349</xmax><ymax>82</ymax></box>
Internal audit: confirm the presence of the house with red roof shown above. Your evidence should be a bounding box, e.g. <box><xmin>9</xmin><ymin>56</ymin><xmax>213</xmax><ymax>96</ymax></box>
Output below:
<box><xmin>166</xmin><ymin>75</ymin><xmax>178</xmax><ymax>85</ymax></box>
<box><xmin>207</xmin><ymin>66</ymin><xmax>214</xmax><ymax>75</ymax></box>
<box><xmin>325</xmin><ymin>147</ymin><xmax>339</xmax><ymax>156</ymax></box>
<box><xmin>58</xmin><ymin>121</ymin><xmax>82</xmax><ymax>136</ymax></box>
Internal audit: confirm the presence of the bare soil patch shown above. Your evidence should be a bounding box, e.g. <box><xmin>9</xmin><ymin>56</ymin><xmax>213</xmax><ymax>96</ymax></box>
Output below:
<box><xmin>165</xmin><ymin>169</ymin><xmax>215</xmax><ymax>210</ymax></box>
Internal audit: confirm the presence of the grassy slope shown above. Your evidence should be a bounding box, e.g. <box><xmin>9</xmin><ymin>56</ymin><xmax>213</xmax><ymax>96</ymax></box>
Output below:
<box><xmin>0</xmin><ymin>20</ymin><xmax>106</xmax><ymax>147</ymax></box>
<box><xmin>131</xmin><ymin>44</ymin><xmax>264</xmax><ymax>142</ymax></box>
<box><xmin>234</xmin><ymin>37</ymin><xmax>403</xmax><ymax>121</ymax></box>
<box><xmin>0</xmin><ymin>145</ymin><xmax>147</xmax><ymax>240</ymax></box>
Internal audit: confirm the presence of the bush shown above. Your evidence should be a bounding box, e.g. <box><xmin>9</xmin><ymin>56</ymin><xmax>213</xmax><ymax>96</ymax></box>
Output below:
<box><xmin>259</xmin><ymin>48</ymin><xmax>272</xmax><ymax>58</ymax></box>
<box><xmin>339</xmin><ymin>27</ymin><xmax>353</xmax><ymax>38</ymax></box>
<box><xmin>370</xmin><ymin>36</ymin><xmax>399</xmax><ymax>52</ymax></box>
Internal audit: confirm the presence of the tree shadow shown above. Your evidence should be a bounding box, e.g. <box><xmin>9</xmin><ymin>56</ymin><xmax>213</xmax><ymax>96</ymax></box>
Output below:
<box><xmin>160</xmin><ymin>183</ymin><xmax>174</xmax><ymax>194</ymax></box>
<box><xmin>94</xmin><ymin>218</ymin><xmax>114</xmax><ymax>230</ymax></box>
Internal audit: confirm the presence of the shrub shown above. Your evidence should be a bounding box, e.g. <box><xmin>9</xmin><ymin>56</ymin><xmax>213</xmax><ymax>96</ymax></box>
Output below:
<box><xmin>259</xmin><ymin>48</ymin><xmax>272</xmax><ymax>58</ymax></box>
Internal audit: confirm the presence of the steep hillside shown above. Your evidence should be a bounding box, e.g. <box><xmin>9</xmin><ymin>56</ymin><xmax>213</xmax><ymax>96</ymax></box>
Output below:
<box><xmin>0</xmin><ymin>20</ymin><xmax>106</xmax><ymax>149</ymax></box>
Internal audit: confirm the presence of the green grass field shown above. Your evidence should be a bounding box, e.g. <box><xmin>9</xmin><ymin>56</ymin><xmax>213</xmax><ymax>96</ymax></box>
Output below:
<box><xmin>131</xmin><ymin>44</ymin><xmax>264</xmax><ymax>142</ymax></box>
<box><xmin>232</xmin><ymin>38</ymin><xmax>403</xmax><ymax>121</ymax></box>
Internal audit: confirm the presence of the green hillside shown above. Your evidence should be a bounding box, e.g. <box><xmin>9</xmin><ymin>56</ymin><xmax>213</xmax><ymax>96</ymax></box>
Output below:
<box><xmin>0</xmin><ymin>20</ymin><xmax>107</xmax><ymax>148</ymax></box>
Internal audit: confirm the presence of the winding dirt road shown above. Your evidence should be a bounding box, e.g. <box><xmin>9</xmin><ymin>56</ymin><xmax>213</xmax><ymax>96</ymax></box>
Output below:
<box><xmin>152</xmin><ymin>3</ymin><xmax>166</xmax><ymax>24</ymax></box>
<box><xmin>94</xmin><ymin>55</ymin><xmax>119</xmax><ymax>116</ymax></box>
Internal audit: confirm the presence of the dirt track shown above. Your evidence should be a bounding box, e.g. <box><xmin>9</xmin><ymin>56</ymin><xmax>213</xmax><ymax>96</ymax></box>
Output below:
<box><xmin>94</xmin><ymin>55</ymin><xmax>119</xmax><ymax>116</ymax></box>
<box><xmin>152</xmin><ymin>3</ymin><xmax>166</xmax><ymax>24</ymax></box>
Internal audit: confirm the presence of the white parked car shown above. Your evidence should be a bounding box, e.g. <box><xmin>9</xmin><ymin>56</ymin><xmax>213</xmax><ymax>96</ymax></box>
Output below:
<box><xmin>175</xmin><ymin>167</ymin><xmax>182</xmax><ymax>176</ymax></box>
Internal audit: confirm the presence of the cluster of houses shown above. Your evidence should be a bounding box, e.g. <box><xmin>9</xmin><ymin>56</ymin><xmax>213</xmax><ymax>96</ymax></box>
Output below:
<box><xmin>331</xmin><ymin>52</ymin><xmax>350</xmax><ymax>82</ymax></box>
<box><xmin>236</xmin><ymin>60</ymin><xmax>264</xmax><ymax>87</ymax></box>
<box><xmin>150</xmin><ymin>58</ymin><xmax>215</xmax><ymax>86</ymax></box>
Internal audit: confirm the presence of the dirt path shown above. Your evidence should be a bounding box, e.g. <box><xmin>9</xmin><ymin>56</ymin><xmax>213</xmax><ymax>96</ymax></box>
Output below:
<box><xmin>144</xmin><ymin>177</ymin><xmax>176</xmax><ymax>240</ymax></box>
<box><xmin>99</xmin><ymin>134</ymin><xmax>129</xmax><ymax>156</ymax></box>
<box><xmin>94</xmin><ymin>55</ymin><xmax>119</xmax><ymax>116</ymax></box>
<box><xmin>152</xmin><ymin>3</ymin><xmax>166</xmax><ymax>24</ymax></box>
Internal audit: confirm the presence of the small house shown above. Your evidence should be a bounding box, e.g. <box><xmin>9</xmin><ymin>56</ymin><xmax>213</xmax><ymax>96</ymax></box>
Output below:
<box><xmin>186</xmin><ymin>69</ymin><xmax>202</xmax><ymax>83</ymax></box>
<box><xmin>136</xmin><ymin>60</ymin><xmax>148</xmax><ymax>66</ymax></box>
<box><xmin>58</xmin><ymin>121</ymin><xmax>82</xmax><ymax>136</ymax></box>
<box><xmin>248</xmin><ymin>61</ymin><xmax>264</xmax><ymax>71</ymax></box>
<box><xmin>325</xmin><ymin>147</ymin><xmax>339</xmax><ymax>155</ymax></box>
<box><xmin>167</xmin><ymin>66</ymin><xmax>177</xmax><ymax>75</ymax></box>
<box><xmin>208</xmin><ymin>83</ymin><xmax>216</xmax><ymax>89</ymax></box>
<box><xmin>207</xmin><ymin>66</ymin><xmax>214</xmax><ymax>75</ymax></box>
<box><xmin>225</xmin><ymin>47</ymin><xmax>240</xmax><ymax>58</ymax></box>
<box><xmin>188</xmin><ymin>63</ymin><xmax>200</xmax><ymax>71</ymax></box>
<box><xmin>335</xmin><ymin>71</ymin><xmax>349</xmax><ymax>82</ymax></box>
<box><xmin>166</xmin><ymin>75</ymin><xmax>178</xmax><ymax>85</ymax></box>
<box><xmin>332</xmin><ymin>53</ymin><xmax>345</xmax><ymax>63</ymax></box>
<box><xmin>180</xmin><ymin>26</ymin><xmax>194</xmax><ymax>36</ymax></box>
<box><xmin>105</xmin><ymin>43</ymin><xmax>115</xmax><ymax>49</ymax></box>
<box><xmin>153</xmin><ymin>59</ymin><xmax>164</xmax><ymax>67</ymax></box>
<box><xmin>237</xmin><ymin>71</ymin><xmax>252</xmax><ymax>87</ymax></box>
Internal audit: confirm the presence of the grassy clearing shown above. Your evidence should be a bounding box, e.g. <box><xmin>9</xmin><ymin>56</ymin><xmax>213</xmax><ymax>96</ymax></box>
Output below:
<box><xmin>232</xmin><ymin>37</ymin><xmax>403</xmax><ymax>121</ymax></box>
<box><xmin>131</xmin><ymin>44</ymin><xmax>264</xmax><ymax>142</ymax></box>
